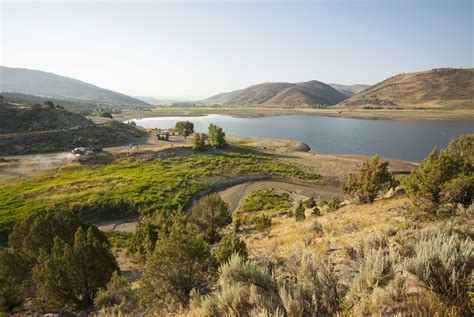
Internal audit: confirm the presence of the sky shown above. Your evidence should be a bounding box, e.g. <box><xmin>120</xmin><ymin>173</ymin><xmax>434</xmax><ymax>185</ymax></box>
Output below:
<box><xmin>1</xmin><ymin>0</ymin><xmax>473</xmax><ymax>99</ymax></box>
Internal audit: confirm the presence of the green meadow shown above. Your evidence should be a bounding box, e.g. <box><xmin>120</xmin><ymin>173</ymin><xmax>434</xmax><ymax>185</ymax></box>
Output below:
<box><xmin>0</xmin><ymin>147</ymin><xmax>318</xmax><ymax>242</ymax></box>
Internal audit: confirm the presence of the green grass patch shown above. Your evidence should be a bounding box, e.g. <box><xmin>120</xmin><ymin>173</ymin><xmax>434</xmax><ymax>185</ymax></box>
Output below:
<box><xmin>105</xmin><ymin>231</ymin><xmax>133</xmax><ymax>249</ymax></box>
<box><xmin>239</xmin><ymin>189</ymin><xmax>292</xmax><ymax>213</ymax></box>
<box><xmin>0</xmin><ymin>147</ymin><xmax>318</xmax><ymax>242</ymax></box>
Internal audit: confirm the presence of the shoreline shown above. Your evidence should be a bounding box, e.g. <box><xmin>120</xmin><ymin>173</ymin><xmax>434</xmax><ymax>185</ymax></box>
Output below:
<box><xmin>112</xmin><ymin>107</ymin><xmax>474</xmax><ymax>122</ymax></box>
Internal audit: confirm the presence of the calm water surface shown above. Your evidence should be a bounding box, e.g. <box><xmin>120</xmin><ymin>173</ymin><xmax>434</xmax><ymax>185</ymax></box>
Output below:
<box><xmin>134</xmin><ymin>114</ymin><xmax>473</xmax><ymax>162</ymax></box>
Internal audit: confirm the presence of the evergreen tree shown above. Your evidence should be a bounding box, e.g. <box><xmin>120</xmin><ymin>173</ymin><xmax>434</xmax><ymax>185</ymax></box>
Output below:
<box><xmin>295</xmin><ymin>201</ymin><xmax>306</xmax><ymax>221</ymax></box>
<box><xmin>208</xmin><ymin>123</ymin><xmax>226</xmax><ymax>148</ymax></box>
<box><xmin>140</xmin><ymin>222</ymin><xmax>216</xmax><ymax>310</ymax></box>
<box><xmin>342</xmin><ymin>156</ymin><xmax>396</xmax><ymax>203</ymax></box>
<box><xmin>404</xmin><ymin>135</ymin><xmax>473</xmax><ymax>212</ymax></box>
<box><xmin>33</xmin><ymin>227</ymin><xmax>118</xmax><ymax>307</ymax></box>
<box><xmin>191</xmin><ymin>194</ymin><xmax>232</xmax><ymax>234</ymax></box>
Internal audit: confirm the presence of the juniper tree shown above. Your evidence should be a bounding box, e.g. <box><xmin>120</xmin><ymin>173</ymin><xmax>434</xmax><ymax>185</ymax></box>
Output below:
<box><xmin>295</xmin><ymin>201</ymin><xmax>306</xmax><ymax>221</ymax></box>
<box><xmin>33</xmin><ymin>227</ymin><xmax>118</xmax><ymax>307</ymax></box>
<box><xmin>342</xmin><ymin>156</ymin><xmax>396</xmax><ymax>203</ymax></box>
<box><xmin>140</xmin><ymin>222</ymin><xmax>216</xmax><ymax>311</ymax></box>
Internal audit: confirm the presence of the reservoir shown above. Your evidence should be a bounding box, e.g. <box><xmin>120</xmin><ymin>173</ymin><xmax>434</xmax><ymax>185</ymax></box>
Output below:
<box><xmin>134</xmin><ymin>114</ymin><xmax>474</xmax><ymax>162</ymax></box>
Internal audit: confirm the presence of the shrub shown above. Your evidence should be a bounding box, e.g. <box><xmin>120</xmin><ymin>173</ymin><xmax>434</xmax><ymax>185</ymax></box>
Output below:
<box><xmin>304</xmin><ymin>197</ymin><xmax>316</xmax><ymax>208</ymax></box>
<box><xmin>404</xmin><ymin>228</ymin><xmax>473</xmax><ymax>311</ymax></box>
<box><xmin>0</xmin><ymin>277</ymin><xmax>23</xmax><ymax>313</ymax></box>
<box><xmin>311</xmin><ymin>220</ymin><xmax>323</xmax><ymax>234</ymax></box>
<box><xmin>294</xmin><ymin>201</ymin><xmax>306</xmax><ymax>221</ymax></box>
<box><xmin>94</xmin><ymin>272</ymin><xmax>138</xmax><ymax>314</ymax></box>
<box><xmin>294</xmin><ymin>251</ymin><xmax>340</xmax><ymax>315</ymax></box>
<box><xmin>311</xmin><ymin>206</ymin><xmax>320</xmax><ymax>217</ymax></box>
<box><xmin>191</xmin><ymin>193</ymin><xmax>232</xmax><ymax>234</ymax></box>
<box><xmin>100</xmin><ymin>111</ymin><xmax>113</xmax><ymax>119</ymax></box>
<box><xmin>254</xmin><ymin>215</ymin><xmax>272</xmax><ymax>232</ymax></box>
<box><xmin>327</xmin><ymin>196</ymin><xmax>342</xmax><ymax>212</ymax></box>
<box><xmin>191</xmin><ymin>254</ymin><xmax>281</xmax><ymax>316</ymax></box>
<box><xmin>175</xmin><ymin>121</ymin><xmax>194</xmax><ymax>139</ymax></box>
<box><xmin>208</xmin><ymin>123</ymin><xmax>226</xmax><ymax>148</ymax></box>
<box><xmin>140</xmin><ymin>222</ymin><xmax>216</xmax><ymax>311</ymax></box>
<box><xmin>215</xmin><ymin>234</ymin><xmax>248</xmax><ymax>265</ymax></box>
<box><xmin>33</xmin><ymin>227</ymin><xmax>118</xmax><ymax>307</ymax></box>
<box><xmin>350</xmin><ymin>248</ymin><xmax>395</xmax><ymax>296</ymax></box>
<box><xmin>342</xmin><ymin>156</ymin><xmax>397</xmax><ymax>203</ymax></box>
<box><xmin>44</xmin><ymin>100</ymin><xmax>54</xmax><ymax>109</ymax></box>
<box><xmin>192</xmin><ymin>133</ymin><xmax>207</xmax><ymax>151</ymax></box>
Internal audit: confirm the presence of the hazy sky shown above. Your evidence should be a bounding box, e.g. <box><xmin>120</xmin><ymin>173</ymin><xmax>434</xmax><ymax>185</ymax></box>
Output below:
<box><xmin>1</xmin><ymin>0</ymin><xmax>472</xmax><ymax>99</ymax></box>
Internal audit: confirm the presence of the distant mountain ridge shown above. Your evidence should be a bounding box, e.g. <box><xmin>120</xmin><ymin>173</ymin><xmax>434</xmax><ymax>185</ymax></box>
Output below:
<box><xmin>329</xmin><ymin>84</ymin><xmax>370</xmax><ymax>97</ymax></box>
<box><xmin>0</xmin><ymin>66</ymin><xmax>148</xmax><ymax>106</ymax></box>
<box><xmin>203</xmin><ymin>80</ymin><xmax>348</xmax><ymax>107</ymax></box>
<box><xmin>338</xmin><ymin>68</ymin><xmax>474</xmax><ymax>109</ymax></box>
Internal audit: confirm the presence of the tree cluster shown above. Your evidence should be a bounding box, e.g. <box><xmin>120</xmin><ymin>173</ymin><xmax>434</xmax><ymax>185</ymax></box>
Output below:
<box><xmin>0</xmin><ymin>210</ymin><xmax>118</xmax><ymax>312</ymax></box>
<box><xmin>404</xmin><ymin>134</ymin><xmax>473</xmax><ymax>213</ymax></box>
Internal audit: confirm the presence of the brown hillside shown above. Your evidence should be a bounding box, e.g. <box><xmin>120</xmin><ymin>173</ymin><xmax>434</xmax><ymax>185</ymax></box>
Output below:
<box><xmin>0</xmin><ymin>102</ymin><xmax>94</xmax><ymax>134</ymax></box>
<box><xmin>338</xmin><ymin>68</ymin><xmax>474</xmax><ymax>109</ymax></box>
<box><xmin>0</xmin><ymin>101</ymin><xmax>147</xmax><ymax>155</ymax></box>
<box><xmin>226</xmin><ymin>80</ymin><xmax>347</xmax><ymax>107</ymax></box>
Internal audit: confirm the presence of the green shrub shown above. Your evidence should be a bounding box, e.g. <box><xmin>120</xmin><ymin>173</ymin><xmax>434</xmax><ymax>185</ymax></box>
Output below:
<box><xmin>311</xmin><ymin>206</ymin><xmax>320</xmax><ymax>217</ymax></box>
<box><xmin>191</xmin><ymin>193</ymin><xmax>232</xmax><ymax>235</ymax></box>
<box><xmin>33</xmin><ymin>227</ymin><xmax>118</xmax><ymax>307</ymax></box>
<box><xmin>0</xmin><ymin>277</ymin><xmax>23</xmax><ymax>313</ymax></box>
<box><xmin>140</xmin><ymin>222</ymin><xmax>216</xmax><ymax>311</ymax></box>
<box><xmin>255</xmin><ymin>215</ymin><xmax>272</xmax><ymax>232</ymax></box>
<box><xmin>215</xmin><ymin>234</ymin><xmax>248</xmax><ymax>265</ymax></box>
<box><xmin>94</xmin><ymin>272</ymin><xmax>138</xmax><ymax>314</ymax></box>
<box><xmin>294</xmin><ymin>201</ymin><xmax>306</xmax><ymax>221</ymax></box>
<box><xmin>342</xmin><ymin>156</ymin><xmax>397</xmax><ymax>203</ymax></box>
<box><xmin>304</xmin><ymin>197</ymin><xmax>316</xmax><ymax>208</ymax></box>
<box><xmin>327</xmin><ymin>196</ymin><xmax>342</xmax><ymax>212</ymax></box>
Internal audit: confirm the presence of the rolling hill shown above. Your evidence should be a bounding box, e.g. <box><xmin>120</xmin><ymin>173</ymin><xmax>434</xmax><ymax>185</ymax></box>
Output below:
<box><xmin>202</xmin><ymin>89</ymin><xmax>244</xmax><ymax>104</ymax></box>
<box><xmin>204</xmin><ymin>80</ymin><xmax>348</xmax><ymax>107</ymax></box>
<box><xmin>338</xmin><ymin>68</ymin><xmax>474</xmax><ymax>109</ymax></box>
<box><xmin>329</xmin><ymin>83</ymin><xmax>370</xmax><ymax>97</ymax></box>
<box><xmin>0</xmin><ymin>66</ymin><xmax>149</xmax><ymax>107</ymax></box>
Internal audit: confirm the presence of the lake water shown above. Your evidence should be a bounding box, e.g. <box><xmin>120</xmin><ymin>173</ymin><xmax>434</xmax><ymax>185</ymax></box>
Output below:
<box><xmin>133</xmin><ymin>114</ymin><xmax>473</xmax><ymax>162</ymax></box>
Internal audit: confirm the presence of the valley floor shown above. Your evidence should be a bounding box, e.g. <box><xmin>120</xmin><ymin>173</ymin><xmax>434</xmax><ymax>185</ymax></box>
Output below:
<box><xmin>113</xmin><ymin>106</ymin><xmax>474</xmax><ymax>121</ymax></box>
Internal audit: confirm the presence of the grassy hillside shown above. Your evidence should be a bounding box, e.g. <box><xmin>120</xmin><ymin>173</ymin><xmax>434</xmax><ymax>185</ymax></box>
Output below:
<box><xmin>0</xmin><ymin>66</ymin><xmax>149</xmax><ymax>107</ymax></box>
<box><xmin>338</xmin><ymin>68</ymin><xmax>474</xmax><ymax>109</ymax></box>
